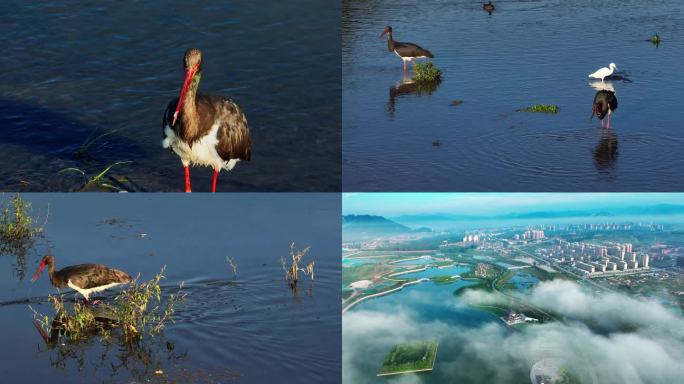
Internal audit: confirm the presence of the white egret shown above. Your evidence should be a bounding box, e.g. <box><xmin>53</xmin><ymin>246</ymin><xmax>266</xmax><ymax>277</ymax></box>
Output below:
<box><xmin>588</xmin><ymin>63</ymin><xmax>617</xmax><ymax>82</ymax></box>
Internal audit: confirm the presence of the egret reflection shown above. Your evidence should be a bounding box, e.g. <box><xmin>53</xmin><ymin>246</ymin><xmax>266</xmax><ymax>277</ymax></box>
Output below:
<box><xmin>589</xmin><ymin>80</ymin><xmax>616</xmax><ymax>93</ymax></box>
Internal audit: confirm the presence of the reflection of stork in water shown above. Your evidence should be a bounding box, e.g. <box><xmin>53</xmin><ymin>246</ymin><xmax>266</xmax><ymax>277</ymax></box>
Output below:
<box><xmin>387</xmin><ymin>78</ymin><xmax>441</xmax><ymax>115</ymax></box>
<box><xmin>593</xmin><ymin>129</ymin><xmax>618</xmax><ymax>174</ymax></box>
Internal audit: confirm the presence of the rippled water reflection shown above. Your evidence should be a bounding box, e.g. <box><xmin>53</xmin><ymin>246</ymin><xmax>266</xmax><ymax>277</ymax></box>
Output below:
<box><xmin>0</xmin><ymin>194</ymin><xmax>340</xmax><ymax>383</ymax></box>
<box><xmin>343</xmin><ymin>0</ymin><xmax>684</xmax><ymax>191</ymax></box>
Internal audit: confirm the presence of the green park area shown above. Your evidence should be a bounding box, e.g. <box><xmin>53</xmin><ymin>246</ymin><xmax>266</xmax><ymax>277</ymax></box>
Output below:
<box><xmin>378</xmin><ymin>341</ymin><xmax>438</xmax><ymax>376</ymax></box>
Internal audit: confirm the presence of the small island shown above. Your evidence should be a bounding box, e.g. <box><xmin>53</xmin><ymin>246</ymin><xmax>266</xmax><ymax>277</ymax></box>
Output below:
<box><xmin>377</xmin><ymin>341</ymin><xmax>438</xmax><ymax>376</ymax></box>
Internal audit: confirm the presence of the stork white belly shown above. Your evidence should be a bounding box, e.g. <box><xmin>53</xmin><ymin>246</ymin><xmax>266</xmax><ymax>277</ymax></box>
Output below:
<box><xmin>394</xmin><ymin>51</ymin><xmax>428</xmax><ymax>61</ymax></box>
<box><xmin>68</xmin><ymin>280</ymin><xmax>124</xmax><ymax>300</ymax></box>
<box><xmin>162</xmin><ymin>122</ymin><xmax>239</xmax><ymax>171</ymax></box>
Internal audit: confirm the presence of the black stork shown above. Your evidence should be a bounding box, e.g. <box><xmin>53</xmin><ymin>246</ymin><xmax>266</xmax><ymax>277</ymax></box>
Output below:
<box><xmin>591</xmin><ymin>90</ymin><xmax>618</xmax><ymax>129</ymax></box>
<box><xmin>379</xmin><ymin>26</ymin><xmax>434</xmax><ymax>74</ymax></box>
<box><xmin>483</xmin><ymin>2</ymin><xmax>495</xmax><ymax>15</ymax></box>
<box><xmin>162</xmin><ymin>48</ymin><xmax>252</xmax><ymax>193</ymax></box>
<box><xmin>31</xmin><ymin>255</ymin><xmax>133</xmax><ymax>304</ymax></box>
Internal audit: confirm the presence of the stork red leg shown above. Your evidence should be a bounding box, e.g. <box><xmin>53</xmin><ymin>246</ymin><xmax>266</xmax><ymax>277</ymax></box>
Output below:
<box><xmin>607</xmin><ymin>113</ymin><xmax>611</xmax><ymax>129</ymax></box>
<box><xmin>211</xmin><ymin>169</ymin><xmax>219</xmax><ymax>193</ymax></box>
<box><xmin>184</xmin><ymin>166</ymin><xmax>192</xmax><ymax>193</ymax></box>
<box><xmin>403</xmin><ymin>61</ymin><xmax>406</xmax><ymax>73</ymax></box>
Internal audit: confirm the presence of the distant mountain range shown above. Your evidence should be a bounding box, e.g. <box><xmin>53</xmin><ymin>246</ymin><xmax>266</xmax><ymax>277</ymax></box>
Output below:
<box><xmin>389</xmin><ymin>204</ymin><xmax>684</xmax><ymax>224</ymax></box>
<box><xmin>342</xmin><ymin>214</ymin><xmax>430</xmax><ymax>240</ymax></box>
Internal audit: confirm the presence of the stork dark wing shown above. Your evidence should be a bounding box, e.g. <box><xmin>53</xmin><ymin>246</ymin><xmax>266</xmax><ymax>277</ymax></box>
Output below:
<box><xmin>56</xmin><ymin>264</ymin><xmax>132</xmax><ymax>289</ymax></box>
<box><xmin>394</xmin><ymin>41</ymin><xmax>434</xmax><ymax>58</ymax></box>
<box><xmin>608</xmin><ymin>92</ymin><xmax>618</xmax><ymax>111</ymax></box>
<box><xmin>210</xmin><ymin>97</ymin><xmax>252</xmax><ymax>162</ymax></box>
<box><xmin>162</xmin><ymin>98</ymin><xmax>179</xmax><ymax>139</ymax></box>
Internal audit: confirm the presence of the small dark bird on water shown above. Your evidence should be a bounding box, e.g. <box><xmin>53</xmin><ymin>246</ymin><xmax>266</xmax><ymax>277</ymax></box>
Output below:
<box><xmin>591</xmin><ymin>90</ymin><xmax>618</xmax><ymax>129</ymax></box>
<box><xmin>483</xmin><ymin>2</ymin><xmax>495</xmax><ymax>14</ymax></box>
<box><xmin>379</xmin><ymin>26</ymin><xmax>434</xmax><ymax>74</ymax></box>
<box><xmin>162</xmin><ymin>48</ymin><xmax>252</xmax><ymax>193</ymax></box>
<box><xmin>31</xmin><ymin>255</ymin><xmax>133</xmax><ymax>304</ymax></box>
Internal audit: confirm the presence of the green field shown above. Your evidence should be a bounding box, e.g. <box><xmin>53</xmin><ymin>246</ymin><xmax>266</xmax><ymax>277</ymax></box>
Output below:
<box><xmin>378</xmin><ymin>341</ymin><xmax>438</xmax><ymax>376</ymax></box>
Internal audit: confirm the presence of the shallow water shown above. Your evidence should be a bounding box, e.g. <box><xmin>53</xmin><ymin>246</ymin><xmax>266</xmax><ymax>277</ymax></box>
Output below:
<box><xmin>507</xmin><ymin>271</ymin><xmax>540</xmax><ymax>293</ymax></box>
<box><xmin>0</xmin><ymin>0</ymin><xmax>340</xmax><ymax>192</ymax></box>
<box><xmin>398</xmin><ymin>264</ymin><xmax>469</xmax><ymax>279</ymax></box>
<box><xmin>0</xmin><ymin>194</ymin><xmax>340</xmax><ymax>383</ymax></box>
<box><xmin>392</xmin><ymin>256</ymin><xmax>434</xmax><ymax>265</ymax></box>
<box><xmin>343</xmin><ymin>0</ymin><xmax>684</xmax><ymax>191</ymax></box>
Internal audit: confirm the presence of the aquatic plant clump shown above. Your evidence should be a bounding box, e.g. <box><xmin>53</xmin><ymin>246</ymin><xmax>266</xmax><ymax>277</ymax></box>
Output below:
<box><xmin>112</xmin><ymin>267</ymin><xmax>185</xmax><ymax>339</ymax></box>
<box><xmin>519</xmin><ymin>104</ymin><xmax>560</xmax><ymax>114</ymax></box>
<box><xmin>0</xmin><ymin>194</ymin><xmax>43</xmax><ymax>253</ymax></box>
<box><xmin>650</xmin><ymin>33</ymin><xmax>661</xmax><ymax>45</ymax></box>
<box><xmin>58</xmin><ymin>160</ymin><xmax>134</xmax><ymax>191</ymax></box>
<box><xmin>413</xmin><ymin>62</ymin><xmax>442</xmax><ymax>82</ymax></box>
<box><xmin>31</xmin><ymin>268</ymin><xmax>185</xmax><ymax>343</ymax></box>
<box><xmin>281</xmin><ymin>242</ymin><xmax>315</xmax><ymax>287</ymax></box>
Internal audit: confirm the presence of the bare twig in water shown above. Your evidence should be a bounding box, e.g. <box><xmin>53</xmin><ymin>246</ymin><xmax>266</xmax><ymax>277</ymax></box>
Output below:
<box><xmin>226</xmin><ymin>256</ymin><xmax>238</xmax><ymax>277</ymax></box>
<box><xmin>280</xmin><ymin>242</ymin><xmax>315</xmax><ymax>289</ymax></box>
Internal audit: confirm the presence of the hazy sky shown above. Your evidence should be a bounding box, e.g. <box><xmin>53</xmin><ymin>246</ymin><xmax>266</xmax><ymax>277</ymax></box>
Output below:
<box><xmin>342</xmin><ymin>193</ymin><xmax>684</xmax><ymax>216</ymax></box>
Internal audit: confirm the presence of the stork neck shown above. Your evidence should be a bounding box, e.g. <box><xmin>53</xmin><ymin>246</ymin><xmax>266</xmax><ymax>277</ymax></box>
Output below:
<box><xmin>46</xmin><ymin>258</ymin><xmax>57</xmax><ymax>285</ymax></box>
<box><xmin>181</xmin><ymin>72</ymin><xmax>202</xmax><ymax>128</ymax></box>
<box><xmin>386</xmin><ymin>32</ymin><xmax>394</xmax><ymax>51</ymax></box>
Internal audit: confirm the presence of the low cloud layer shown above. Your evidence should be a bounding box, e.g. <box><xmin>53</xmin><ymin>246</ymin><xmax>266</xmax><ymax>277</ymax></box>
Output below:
<box><xmin>344</xmin><ymin>280</ymin><xmax>684</xmax><ymax>383</ymax></box>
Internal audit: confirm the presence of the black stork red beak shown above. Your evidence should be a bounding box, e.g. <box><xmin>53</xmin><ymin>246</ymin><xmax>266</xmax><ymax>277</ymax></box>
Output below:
<box><xmin>172</xmin><ymin>60</ymin><xmax>202</xmax><ymax>126</ymax></box>
<box><xmin>31</xmin><ymin>259</ymin><xmax>47</xmax><ymax>282</ymax></box>
<box><xmin>590</xmin><ymin>105</ymin><xmax>598</xmax><ymax>121</ymax></box>
<box><xmin>379</xmin><ymin>26</ymin><xmax>392</xmax><ymax>38</ymax></box>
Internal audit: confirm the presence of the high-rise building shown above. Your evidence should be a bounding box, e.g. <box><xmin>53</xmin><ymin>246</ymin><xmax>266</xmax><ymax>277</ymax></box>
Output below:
<box><xmin>638</xmin><ymin>254</ymin><xmax>650</xmax><ymax>269</ymax></box>
<box><xmin>576</xmin><ymin>262</ymin><xmax>595</xmax><ymax>274</ymax></box>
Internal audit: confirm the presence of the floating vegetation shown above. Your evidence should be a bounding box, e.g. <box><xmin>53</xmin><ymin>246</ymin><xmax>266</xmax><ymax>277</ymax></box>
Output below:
<box><xmin>650</xmin><ymin>32</ymin><xmax>661</xmax><ymax>46</ymax></box>
<box><xmin>413</xmin><ymin>62</ymin><xmax>442</xmax><ymax>82</ymax></box>
<box><xmin>59</xmin><ymin>160</ymin><xmax>133</xmax><ymax>191</ymax></box>
<box><xmin>281</xmin><ymin>242</ymin><xmax>315</xmax><ymax>289</ymax></box>
<box><xmin>31</xmin><ymin>268</ymin><xmax>185</xmax><ymax>343</ymax></box>
<box><xmin>0</xmin><ymin>194</ymin><xmax>44</xmax><ymax>253</ymax></box>
<box><xmin>450</xmin><ymin>100</ymin><xmax>464</xmax><ymax>107</ymax></box>
<box><xmin>226</xmin><ymin>256</ymin><xmax>238</xmax><ymax>277</ymax></box>
<box><xmin>432</xmin><ymin>140</ymin><xmax>441</xmax><ymax>147</ymax></box>
<box><xmin>518</xmin><ymin>104</ymin><xmax>560</xmax><ymax>114</ymax></box>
